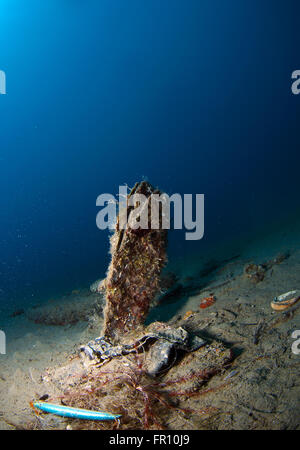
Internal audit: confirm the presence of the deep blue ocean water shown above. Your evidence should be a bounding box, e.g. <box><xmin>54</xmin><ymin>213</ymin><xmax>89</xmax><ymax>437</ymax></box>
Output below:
<box><xmin>0</xmin><ymin>0</ymin><xmax>299</xmax><ymax>309</ymax></box>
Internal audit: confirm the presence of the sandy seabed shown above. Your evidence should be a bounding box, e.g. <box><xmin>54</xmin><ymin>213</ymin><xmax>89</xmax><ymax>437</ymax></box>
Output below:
<box><xmin>0</xmin><ymin>221</ymin><xmax>299</xmax><ymax>430</ymax></box>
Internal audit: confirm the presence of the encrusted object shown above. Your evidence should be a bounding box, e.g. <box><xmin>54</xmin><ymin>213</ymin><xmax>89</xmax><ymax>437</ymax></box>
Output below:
<box><xmin>244</xmin><ymin>263</ymin><xmax>266</xmax><ymax>283</ymax></box>
<box><xmin>102</xmin><ymin>181</ymin><xmax>168</xmax><ymax>343</ymax></box>
<box><xmin>81</xmin><ymin>181</ymin><xmax>204</xmax><ymax>375</ymax></box>
<box><xmin>243</xmin><ymin>253</ymin><xmax>290</xmax><ymax>285</ymax></box>
<box><xmin>80</xmin><ymin>321</ymin><xmax>206</xmax><ymax>375</ymax></box>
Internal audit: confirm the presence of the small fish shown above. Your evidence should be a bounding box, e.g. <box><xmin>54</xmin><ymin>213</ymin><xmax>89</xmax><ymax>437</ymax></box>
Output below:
<box><xmin>31</xmin><ymin>401</ymin><xmax>121</xmax><ymax>421</ymax></box>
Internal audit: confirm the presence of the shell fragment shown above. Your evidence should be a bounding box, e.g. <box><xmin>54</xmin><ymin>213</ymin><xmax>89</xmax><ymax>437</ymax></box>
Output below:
<box><xmin>271</xmin><ymin>290</ymin><xmax>300</xmax><ymax>311</ymax></box>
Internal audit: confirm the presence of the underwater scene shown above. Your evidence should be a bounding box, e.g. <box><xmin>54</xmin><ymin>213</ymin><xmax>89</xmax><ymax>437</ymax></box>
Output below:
<box><xmin>0</xmin><ymin>0</ymin><xmax>299</xmax><ymax>432</ymax></box>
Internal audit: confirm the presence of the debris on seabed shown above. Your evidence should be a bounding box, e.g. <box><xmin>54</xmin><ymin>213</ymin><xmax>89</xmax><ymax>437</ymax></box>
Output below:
<box><xmin>183</xmin><ymin>310</ymin><xmax>195</xmax><ymax>320</ymax></box>
<box><xmin>271</xmin><ymin>290</ymin><xmax>300</xmax><ymax>311</ymax></box>
<box><xmin>199</xmin><ymin>296</ymin><xmax>216</xmax><ymax>309</ymax></box>
<box><xmin>224</xmin><ymin>370</ymin><xmax>239</xmax><ymax>380</ymax></box>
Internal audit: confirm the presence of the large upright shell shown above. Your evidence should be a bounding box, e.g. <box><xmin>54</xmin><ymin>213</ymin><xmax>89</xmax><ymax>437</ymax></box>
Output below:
<box><xmin>102</xmin><ymin>181</ymin><xmax>168</xmax><ymax>343</ymax></box>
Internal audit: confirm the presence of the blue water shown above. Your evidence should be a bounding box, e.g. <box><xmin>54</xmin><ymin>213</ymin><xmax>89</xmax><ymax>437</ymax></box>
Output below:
<box><xmin>0</xmin><ymin>0</ymin><xmax>299</xmax><ymax>309</ymax></box>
